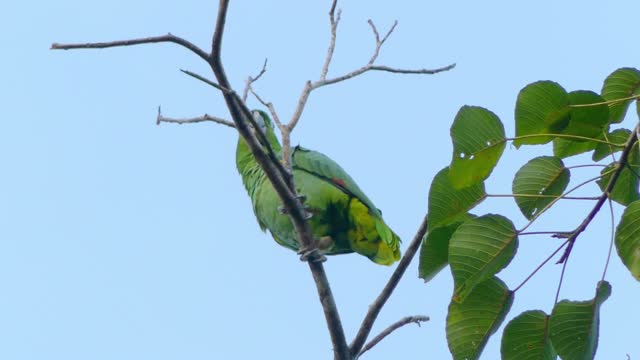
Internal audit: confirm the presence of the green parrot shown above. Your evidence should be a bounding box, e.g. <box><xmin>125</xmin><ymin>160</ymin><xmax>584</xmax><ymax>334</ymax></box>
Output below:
<box><xmin>235</xmin><ymin>110</ymin><xmax>401</xmax><ymax>265</ymax></box>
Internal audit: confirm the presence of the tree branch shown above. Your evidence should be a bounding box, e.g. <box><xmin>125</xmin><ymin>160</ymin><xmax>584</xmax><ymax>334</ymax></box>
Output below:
<box><xmin>287</xmin><ymin>16</ymin><xmax>455</xmax><ymax>134</ymax></box>
<box><xmin>208</xmin><ymin>2</ymin><xmax>351</xmax><ymax>359</ymax></box>
<box><xmin>242</xmin><ymin>58</ymin><xmax>268</xmax><ymax>102</ymax></box>
<box><xmin>350</xmin><ymin>214</ymin><xmax>429</xmax><ymax>356</ymax></box>
<box><xmin>320</xmin><ymin>0</ymin><xmax>341</xmax><ymax>81</ymax></box>
<box><xmin>51</xmin><ymin>33</ymin><xmax>211</xmax><ymax>63</ymax></box>
<box><xmin>156</xmin><ymin>109</ymin><xmax>235</xmax><ymax>128</ymax></box>
<box><xmin>557</xmin><ymin>123</ymin><xmax>640</xmax><ymax>263</ymax></box>
<box><xmin>356</xmin><ymin>315</ymin><xmax>430</xmax><ymax>358</ymax></box>
<box><xmin>180</xmin><ymin>69</ymin><xmax>229</xmax><ymax>92</ymax></box>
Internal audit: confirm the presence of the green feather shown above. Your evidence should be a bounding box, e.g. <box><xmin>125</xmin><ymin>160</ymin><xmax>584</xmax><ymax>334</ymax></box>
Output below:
<box><xmin>236</xmin><ymin>110</ymin><xmax>401</xmax><ymax>265</ymax></box>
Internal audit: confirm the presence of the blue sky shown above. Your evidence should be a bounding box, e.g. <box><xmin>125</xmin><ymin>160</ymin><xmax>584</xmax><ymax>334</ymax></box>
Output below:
<box><xmin>2</xmin><ymin>1</ymin><xmax>639</xmax><ymax>359</ymax></box>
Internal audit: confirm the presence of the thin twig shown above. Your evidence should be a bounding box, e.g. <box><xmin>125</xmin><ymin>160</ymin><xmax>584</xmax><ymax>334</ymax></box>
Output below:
<box><xmin>288</xmin><ymin>17</ymin><xmax>455</xmax><ymax>133</ymax></box>
<box><xmin>555</xmin><ymin>250</ymin><xmax>570</xmax><ymax>304</ymax></box>
<box><xmin>51</xmin><ymin>33</ymin><xmax>211</xmax><ymax>63</ymax></box>
<box><xmin>242</xmin><ymin>58</ymin><xmax>268</xmax><ymax>102</ymax></box>
<box><xmin>513</xmin><ymin>240</ymin><xmax>570</xmax><ymax>293</ymax></box>
<box><xmin>156</xmin><ymin>108</ymin><xmax>235</xmax><ymax>128</ymax></box>
<box><xmin>518</xmin><ymin>170</ymin><xmax>615</xmax><ymax>233</ymax></box>
<box><xmin>569</xmin><ymin>94</ymin><xmax>640</xmax><ymax>108</ymax></box>
<box><xmin>366</xmin><ymin>20</ymin><xmax>397</xmax><ymax>65</ymax></box>
<box><xmin>180</xmin><ymin>69</ymin><xmax>228</xmax><ymax>92</ymax></box>
<box><xmin>601</xmin><ymin>198</ymin><xmax>615</xmax><ymax>281</ymax></box>
<box><xmin>518</xmin><ymin>231</ymin><xmax>572</xmax><ymax>237</ymax></box>
<box><xmin>506</xmin><ymin>134</ymin><xmax>624</xmax><ymax>146</ymax></box>
<box><xmin>357</xmin><ymin>315</ymin><xmax>430</xmax><ymax>358</ymax></box>
<box><xmin>317</xmin><ymin>63</ymin><xmax>457</xmax><ymax>90</ymax></box>
<box><xmin>487</xmin><ymin>193</ymin><xmax>599</xmax><ymax>200</ymax></box>
<box><xmin>249</xmin><ymin>88</ymin><xmax>284</xmax><ymax>131</ymax></box>
<box><xmin>350</xmin><ymin>214</ymin><xmax>429</xmax><ymax>356</ymax></box>
<box><xmin>320</xmin><ymin>0</ymin><xmax>341</xmax><ymax>81</ymax></box>
<box><xmin>567</xmin><ymin>164</ymin><xmax>608</xmax><ymax>170</ymax></box>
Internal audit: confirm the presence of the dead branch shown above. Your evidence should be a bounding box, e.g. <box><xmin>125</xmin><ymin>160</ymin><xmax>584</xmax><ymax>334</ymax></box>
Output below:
<box><xmin>357</xmin><ymin>315</ymin><xmax>430</xmax><ymax>358</ymax></box>
<box><xmin>349</xmin><ymin>215</ymin><xmax>429</xmax><ymax>356</ymax></box>
<box><xmin>51</xmin><ymin>33</ymin><xmax>210</xmax><ymax>63</ymax></box>
<box><xmin>156</xmin><ymin>109</ymin><xmax>235</xmax><ymax>128</ymax></box>
<box><xmin>207</xmin><ymin>2</ymin><xmax>352</xmax><ymax>359</ymax></box>
<box><xmin>180</xmin><ymin>69</ymin><xmax>229</xmax><ymax>92</ymax></box>
<box><xmin>242</xmin><ymin>58</ymin><xmax>268</xmax><ymax>102</ymax></box>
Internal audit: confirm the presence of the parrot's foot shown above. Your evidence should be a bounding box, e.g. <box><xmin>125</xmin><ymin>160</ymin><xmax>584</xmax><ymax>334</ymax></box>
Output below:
<box><xmin>296</xmin><ymin>194</ymin><xmax>307</xmax><ymax>203</ymax></box>
<box><xmin>298</xmin><ymin>246</ymin><xmax>326</xmax><ymax>263</ymax></box>
<box><xmin>278</xmin><ymin>205</ymin><xmax>314</xmax><ymax>219</ymax></box>
<box><xmin>277</xmin><ymin>205</ymin><xmax>289</xmax><ymax>214</ymax></box>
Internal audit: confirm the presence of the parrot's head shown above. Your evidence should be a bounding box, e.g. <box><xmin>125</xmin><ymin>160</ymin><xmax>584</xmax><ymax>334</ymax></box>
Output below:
<box><xmin>251</xmin><ymin>110</ymin><xmax>275</xmax><ymax>135</ymax></box>
<box><xmin>236</xmin><ymin>109</ymin><xmax>282</xmax><ymax>174</ymax></box>
<box><xmin>249</xmin><ymin>109</ymin><xmax>281</xmax><ymax>151</ymax></box>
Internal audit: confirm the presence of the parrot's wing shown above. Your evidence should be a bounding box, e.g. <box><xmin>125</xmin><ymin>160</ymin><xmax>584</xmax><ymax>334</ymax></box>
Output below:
<box><xmin>292</xmin><ymin>146</ymin><xmax>382</xmax><ymax>217</ymax></box>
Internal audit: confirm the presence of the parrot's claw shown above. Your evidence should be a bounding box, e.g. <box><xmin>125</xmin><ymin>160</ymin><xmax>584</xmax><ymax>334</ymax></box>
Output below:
<box><xmin>304</xmin><ymin>211</ymin><xmax>313</xmax><ymax>220</ymax></box>
<box><xmin>278</xmin><ymin>205</ymin><xmax>313</xmax><ymax>219</ymax></box>
<box><xmin>277</xmin><ymin>206</ymin><xmax>289</xmax><ymax>214</ymax></box>
<box><xmin>298</xmin><ymin>246</ymin><xmax>326</xmax><ymax>263</ymax></box>
<box><xmin>296</xmin><ymin>194</ymin><xmax>307</xmax><ymax>203</ymax></box>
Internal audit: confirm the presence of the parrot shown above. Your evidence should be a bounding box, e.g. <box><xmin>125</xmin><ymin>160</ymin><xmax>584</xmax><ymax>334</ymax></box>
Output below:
<box><xmin>235</xmin><ymin>110</ymin><xmax>401</xmax><ymax>265</ymax></box>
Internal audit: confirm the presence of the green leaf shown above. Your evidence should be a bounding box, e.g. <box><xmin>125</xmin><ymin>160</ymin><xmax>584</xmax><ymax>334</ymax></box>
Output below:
<box><xmin>550</xmin><ymin>281</ymin><xmax>612</xmax><ymax>360</ymax></box>
<box><xmin>597</xmin><ymin>150</ymin><xmax>640</xmax><ymax>206</ymax></box>
<box><xmin>501</xmin><ymin>310</ymin><xmax>556</xmax><ymax>360</ymax></box>
<box><xmin>601</xmin><ymin>67</ymin><xmax>640</xmax><ymax>124</ymax></box>
<box><xmin>447</xmin><ymin>277</ymin><xmax>514</xmax><ymax>360</ymax></box>
<box><xmin>614</xmin><ymin>200</ymin><xmax>640</xmax><ymax>280</ymax></box>
<box><xmin>547</xmin><ymin>90</ymin><xmax>609</xmax><ymax>157</ymax></box>
<box><xmin>419</xmin><ymin>216</ymin><xmax>474</xmax><ymax>282</ymax></box>
<box><xmin>512</xmin><ymin>156</ymin><xmax>570</xmax><ymax>220</ymax></box>
<box><xmin>449</xmin><ymin>106</ymin><xmax>506</xmax><ymax>188</ymax></box>
<box><xmin>449</xmin><ymin>214</ymin><xmax>518</xmax><ymax>302</ymax></box>
<box><xmin>514</xmin><ymin>81</ymin><xmax>570</xmax><ymax>147</ymax></box>
<box><xmin>553</xmin><ymin>136</ymin><xmax>597</xmax><ymax>158</ymax></box>
<box><xmin>428</xmin><ymin>167</ymin><xmax>486</xmax><ymax>228</ymax></box>
<box><xmin>592</xmin><ymin>128</ymin><xmax>631</xmax><ymax>161</ymax></box>
<box><xmin>562</xmin><ymin>90</ymin><xmax>609</xmax><ymax>139</ymax></box>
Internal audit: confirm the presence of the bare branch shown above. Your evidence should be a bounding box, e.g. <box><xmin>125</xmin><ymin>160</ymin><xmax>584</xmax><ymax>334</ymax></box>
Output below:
<box><xmin>601</xmin><ymin>198</ymin><xmax>615</xmax><ymax>281</ymax></box>
<box><xmin>248</xmin><ymin>89</ymin><xmax>290</xmax><ymax>165</ymax></box>
<box><xmin>242</xmin><ymin>58</ymin><xmax>268</xmax><ymax>102</ymax></box>
<box><xmin>289</xmin><ymin>49</ymin><xmax>455</xmax><ymax>133</ymax></box>
<box><xmin>369</xmin><ymin>64</ymin><xmax>456</xmax><ymax>74</ymax></box>
<box><xmin>357</xmin><ymin>315</ymin><xmax>430</xmax><ymax>358</ymax></box>
<box><xmin>350</xmin><ymin>214</ymin><xmax>429</xmax><ymax>356</ymax></box>
<box><xmin>249</xmin><ymin>89</ymin><xmax>283</xmax><ymax>128</ymax></box>
<box><xmin>287</xmin><ymin>3</ymin><xmax>456</xmax><ymax>133</ymax></box>
<box><xmin>180</xmin><ymin>69</ymin><xmax>229</xmax><ymax>92</ymax></box>
<box><xmin>156</xmin><ymin>109</ymin><xmax>235</xmax><ymax>128</ymax></box>
<box><xmin>512</xmin><ymin>239</ymin><xmax>570</xmax><ymax>293</ymax></box>
<box><xmin>366</xmin><ymin>20</ymin><xmax>397</xmax><ymax>65</ymax></box>
<box><xmin>320</xmin><ymin>0</ymin><xmax>341</xmax><ymax>81</ymax></box>
<box><xmin>208</xmin><ymin>2</ymin><xmax>350</xmax><ymax>359</ymax></box>
<box><xmin>518</xmin><ymin>169</ymin><xmax>616</xmax><ymax>233</ymax></box>
<box><xmin>51</xmin><ymin>33</ymin><xmax>211</xmax><ymax>64</ymax></box>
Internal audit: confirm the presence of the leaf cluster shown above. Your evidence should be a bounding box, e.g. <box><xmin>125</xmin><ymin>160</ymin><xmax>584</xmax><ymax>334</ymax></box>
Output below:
<box><xmin>420</xmin><ymin>67</ymin><xmax>640</xmax><ymax>359</ymax></box>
